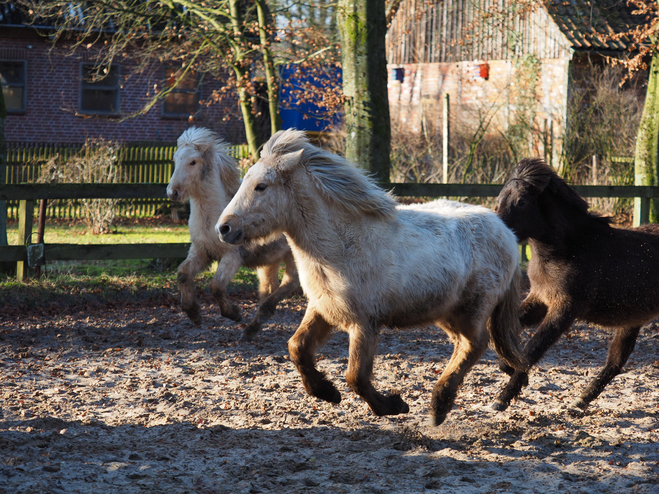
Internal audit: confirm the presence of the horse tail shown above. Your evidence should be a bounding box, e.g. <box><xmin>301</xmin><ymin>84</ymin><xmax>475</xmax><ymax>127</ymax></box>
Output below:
<box><xmin>487</xmin><ymin>266</ymin><xmax>528</xmax><ymax>371</ymax></box>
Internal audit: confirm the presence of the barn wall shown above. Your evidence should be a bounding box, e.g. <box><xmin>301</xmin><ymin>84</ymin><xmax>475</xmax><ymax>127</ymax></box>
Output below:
<box><xmin>387</xmin><ymin>0</ymin><xmax>574</xmax><ymax>64</ymax></box>
<box><xmin>2</xmin><ymin>29</ymin><xmax>245</xmax><ymax>145</ymax></box>
<box><xmin>388</xmin><ymin>57</ymin><xmax>571</xmax><ymax>167</ymax></box>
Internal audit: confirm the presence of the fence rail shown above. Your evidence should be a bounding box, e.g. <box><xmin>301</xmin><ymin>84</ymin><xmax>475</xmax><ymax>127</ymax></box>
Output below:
<box><xmin>1</xmin><ymin>182</ymin><xmax>658</xmax><ymax>282</ymax></box>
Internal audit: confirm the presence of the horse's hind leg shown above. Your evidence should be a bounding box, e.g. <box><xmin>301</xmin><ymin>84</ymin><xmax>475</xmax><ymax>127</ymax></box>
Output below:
<box><xmin>431</xmin><ymin>324</ymin><xmax>489</xmax><ymax>426</ymax></box>
<box><xmin>209</xmin><ymin>251</ymin><xmax>243</xmax><ymax>323</ymax></box>
<box><xmin>345</xmin><ymin>326</ymin><xmax>409</xmax><ymax>417</ymax></box>
<box><xmin>288</xmin><ymin>307</ymin><xmax>340</xmax><ymax>403</ymax></box>
<box><xmin>242</xmin><ymin>254</ymin><xmax>300</xmax><ymax>341</ymax></box>
<box><xmin>573</xmin><ymin>325</ymin><xmax>641</xmax><ymax>411</ymax></box>
<box><xmin>177</xmin><ymin>249</ymin><xmax>211</xmax><ymax>325</ymax></box>
<box><xmin>492</xmin><ymin>310</ymin><xmax>574</xmax><ymax>411</ymax></box>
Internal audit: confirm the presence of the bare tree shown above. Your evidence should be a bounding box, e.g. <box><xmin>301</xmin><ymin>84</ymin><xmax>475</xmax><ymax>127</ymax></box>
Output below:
<box><xmin>19</xmin><ymin>0</ymin><xmax>279</xmax><ymax>157</ymax></box>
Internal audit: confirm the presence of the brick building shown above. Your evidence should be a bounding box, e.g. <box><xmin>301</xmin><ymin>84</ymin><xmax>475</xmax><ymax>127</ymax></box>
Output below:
<box><xmin>0</xmin><ymin>7</ymin><xmax>245</xmax><ymax>145</ymax></box>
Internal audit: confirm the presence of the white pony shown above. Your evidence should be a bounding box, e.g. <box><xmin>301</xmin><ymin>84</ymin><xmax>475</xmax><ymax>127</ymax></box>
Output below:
<box><xmin>217</xmin><ymin>129</ymin><xmax>527</xmax><ymax>425</ymax></box>
<box><xmin>167</xmin><ymin>127</ymin><xmax>299</xmax><ymax>340</ymax></box>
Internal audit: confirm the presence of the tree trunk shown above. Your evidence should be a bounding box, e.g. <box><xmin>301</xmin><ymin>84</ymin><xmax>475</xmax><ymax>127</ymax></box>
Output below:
<box><xmin>635</xmin><ymin>48</ymin><xmax>659</xmax><ymax>223</ymax></box>
<box><xmin>255</xmin><ymin>0</ymin><xmax>281</xmax><ymax>137</ymax></box>
<box><xmin>0</xmin><ymin>86</ymin><xmax>7</xmax><ymax>246</ymax></box>
<box><xmin>235</xmin><ymin>67</ymin><xmax>262</xmax><ymax>159</ymax></box>
<box><xmin>338</xmin><ymin>0</ymin><xmax>391</xmax><ymax>184</ymax></box>
<box><xmin>229</xmin><ymin>0</ymin><xmax>262</xmax><ymax>159</ymax></box>
<box><xmin>0</xmin><ymin>86</ymin><xmax>12</xmax><ymax>275</ymax></box>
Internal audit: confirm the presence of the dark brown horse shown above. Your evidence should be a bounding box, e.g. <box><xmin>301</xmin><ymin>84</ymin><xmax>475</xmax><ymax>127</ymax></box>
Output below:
<box><xmin>493</xmin><ymin>157</ymin><xmax>659</xmax><ymax>412</ymax></box>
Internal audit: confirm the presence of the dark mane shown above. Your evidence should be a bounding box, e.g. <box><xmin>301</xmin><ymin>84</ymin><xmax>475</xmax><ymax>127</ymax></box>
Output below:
<box><xmin>513</xmin><ymin>158</ymin><xmax>611</xmax><ymax>226</ymax></box>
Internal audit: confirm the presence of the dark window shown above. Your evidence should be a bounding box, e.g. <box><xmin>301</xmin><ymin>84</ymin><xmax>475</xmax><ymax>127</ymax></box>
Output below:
<box><xmin>163</xmin><ymin>67</ymin><xmax>199</xmax><ymax>118</ymax></box>
<box><xmin>80</xmin><ymin>64</ymin><xmax>120</xmax><ymax>115</ymax></box>
<box><xmin>0</xmin><ymin>60</ymin><xmax>27</xmax><ymax>113</ymax></box>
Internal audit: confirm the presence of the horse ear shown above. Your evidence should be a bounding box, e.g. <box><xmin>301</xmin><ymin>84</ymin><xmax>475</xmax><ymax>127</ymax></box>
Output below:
<box><xmin>194</xmin><ymin>141</ymin><xmax>212</xmax><ymax>155</ymax></box>
<box><xmin>533</xmin><ymin>173</ymin><xmax>552</xmax><ymax>194</ymax></box>
<box><xmin>276</xmin><ymin>149</ymin><xmax>305</xmax><ymax>172</ymax></box>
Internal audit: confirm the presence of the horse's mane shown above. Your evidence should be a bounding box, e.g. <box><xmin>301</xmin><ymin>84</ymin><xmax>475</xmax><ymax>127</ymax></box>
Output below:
<box><xmin>262</xmin><ymin>129</ymin><xmax>397</xmax><ymax>220</ymax></box>
<box><xmin>512</xmin><ymin>157</ymin><xmax>611</xmax><ymax>225</ymax></box>
<box><xmin>177</xmin><ymin>127</ymin><xmax>241</xmax><ymax>196</ymax></box>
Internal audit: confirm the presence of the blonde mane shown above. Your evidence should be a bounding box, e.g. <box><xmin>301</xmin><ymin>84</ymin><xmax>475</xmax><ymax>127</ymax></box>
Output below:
<box><xmin>262</xmin><ymin>129</ymin><xmax>397</xmax><ymax>220</ymax></box>
<box><xmin>177</xmin><ymin>127</ymin><xmax>241</xmax><ymax>197</ymax></box>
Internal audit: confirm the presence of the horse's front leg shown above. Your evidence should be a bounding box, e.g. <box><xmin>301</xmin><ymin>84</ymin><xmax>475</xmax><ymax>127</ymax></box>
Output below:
<box><xmin>288</xmin><ymin>307</ymin><xmax>340</xmax><ymax>403</ymax></box>
<box><xmin>573</xmin><ymin>325</ymin><xmax>641</xmax><ymax>411</ymax></box>
<box><xmin>492</xmin><ymin>309</ymin><xmax>574</xmax><ymax>411</ymax></box>
<box><xmin>499</xmin><ymin>295</ymin><xmax>548</xmax><ymax>376</ymax></box>
<box><xmin>346</xmin><ymin>325</ymin><xmax>409</xmax><ymax>417</ymax></box>
<box><xmin>177</xmin><ymin>249</ymin><xmax>211</xmax><ymax>325</ymax></box>
<box><xmin>431</xmin><ymin>322</ymin><xmax>489</xmax><ymax>426</ymax></box>
<box><xmin>209</xmin><ymin>250</ymin><xmax>243</xmax><ymax>323</ymax></box>
<box><xmin>243</xmin><ymin>253</ymin><xmax>301</xmax><ymax>340</ymax></box>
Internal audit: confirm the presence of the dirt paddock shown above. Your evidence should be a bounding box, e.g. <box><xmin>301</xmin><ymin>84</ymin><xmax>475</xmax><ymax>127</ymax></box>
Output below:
<box><xmin>1</xmin><ymin>293</ymin><xmax>658</xmax><ymax>493</ymax></box>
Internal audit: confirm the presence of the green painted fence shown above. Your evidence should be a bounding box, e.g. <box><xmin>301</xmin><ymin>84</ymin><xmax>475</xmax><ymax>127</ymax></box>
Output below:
<box><xmin>4</xmin><ymin>143</ymin><xmax>250</xmax><ymax>219</ymax></box>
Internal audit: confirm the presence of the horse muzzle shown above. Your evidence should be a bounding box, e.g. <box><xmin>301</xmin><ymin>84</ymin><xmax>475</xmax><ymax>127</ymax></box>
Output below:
<box><xmin>167</xmin><ymin>186</ymin><xmax>181</xmax><ymax>202</ymax></box>
<box><xmin>217</xmin><ymin>221</ymin><xmax>244</xmax><ymax>245</ymax></box>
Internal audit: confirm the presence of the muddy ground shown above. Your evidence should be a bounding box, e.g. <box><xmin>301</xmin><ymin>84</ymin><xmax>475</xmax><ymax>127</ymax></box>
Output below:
<box><xmin>1</xmin><ymin>291</ymin><xmax>658</xmax><ymax>494</ymax></box>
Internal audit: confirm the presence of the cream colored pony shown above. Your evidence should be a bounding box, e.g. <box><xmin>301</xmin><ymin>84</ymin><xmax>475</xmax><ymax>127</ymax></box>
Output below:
<box><xmin>167</xmin><ymin>127</ymin><xmax>299</xmax><ymax>340</ymax></box>
<box><xmin>217</xmin><ymin>129</ymin><xmax>527</xmax><ymax>425</ymax></box>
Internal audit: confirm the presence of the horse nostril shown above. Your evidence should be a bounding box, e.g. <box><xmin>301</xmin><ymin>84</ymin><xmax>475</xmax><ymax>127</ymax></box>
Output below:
<box><xmin>219</xmin><ymin>224</ymin><xmax>231</xmax><ymax>236</ymax></box>
<box><xmin>173</xmin><ymin>189</ymin><xmax>179</xmax><ymax>199</ymax></box>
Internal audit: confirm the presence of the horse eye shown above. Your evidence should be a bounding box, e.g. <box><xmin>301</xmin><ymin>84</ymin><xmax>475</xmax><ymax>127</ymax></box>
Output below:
<box><xmin>190</xmin><ymin>160</ymin><xmax>197</xmax><ymax>166</ymax></box>
<box><xmin>255</xmin><ymin>183</ymin><xmax>268</xmax><ymax>192</ymax></box>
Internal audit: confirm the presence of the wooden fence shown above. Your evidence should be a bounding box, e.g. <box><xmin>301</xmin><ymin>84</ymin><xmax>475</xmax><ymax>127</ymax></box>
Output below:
<box><xmin>4</xmin><ymin>143</ymin><xmax>250</xmax><ymax>219</ymax></box>
<box><xmin>2</xmin><ymin>181</ymin><xmax>659</xmax><ymax>282</ymax></box>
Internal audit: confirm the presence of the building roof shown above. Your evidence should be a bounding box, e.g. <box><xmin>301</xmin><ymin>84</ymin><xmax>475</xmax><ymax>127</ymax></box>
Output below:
<box><xmin>545</xmin><ymin>0</ymin><xmax>650</xmax><ymax>52</ymax></box>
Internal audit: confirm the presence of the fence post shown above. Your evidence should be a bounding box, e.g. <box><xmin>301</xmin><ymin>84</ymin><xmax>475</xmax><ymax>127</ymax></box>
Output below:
<box><xmin>442</xmin><ymin>93</ymin><xmax>450</xmax><ymax>184</ymax></box>
<box><xmin>633</xmin><ymin>189</ymin><xmax>651</xmax><ymax>227</ymax></box>
<box><xmin>17</xmin><ymin>199</ymin><xmax>34</xmax><ymax>282</ymax></box>
<box><xmin>592</xmin><ymin>155</ymin><xmax>598</xmax><ymax>185</ymax></box>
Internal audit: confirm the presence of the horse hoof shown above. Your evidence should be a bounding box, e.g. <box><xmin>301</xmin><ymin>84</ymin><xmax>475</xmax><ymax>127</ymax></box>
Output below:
<box><xmin>567</xmin><ymin>400</ymin><xmax>588</xmax><ymax>415</ymax></box>
<box><xmin>240</xmin><ymin>321</ymin><xmax>261</xmax><ymax>342</ymax></box>
<box><xmin>490</xmin><ymin>400</ymin><xmax>509</xmax><ymax>412</ymax></box>
<box><xmin>387</xmin><ymin>394</ymin><xmax>410</xmax><ymax>415</ymax></box>
<box><xmin>311</xmin><ymin>381</ymin><xmax>342</xmax><ymax>404</ymax></box>
<box><xmin>185</xmin><ymin>309</ymin><xmax>202</xmax><ymax>326</ymax></box>
<box><xmin>239</xmin><ymin>329</ymin><xmax>259</xmax><ymax>342</ymax></box>
<box><xmin>319</xmin><ymin>388</ymin><xmax>342</xmax><ymax>404</ymax></box>
<box><xmin>223</xmin><ymin>306</ymin><xmax>242</xmax><ymax>323</ymax></box>
<box><xmin>430</xmin><ymin>412</ymin><xmax>447</xmax><ymax>427</ymax></box>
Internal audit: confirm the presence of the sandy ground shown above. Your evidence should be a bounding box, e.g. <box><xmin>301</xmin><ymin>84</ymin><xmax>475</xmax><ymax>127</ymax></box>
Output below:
<box><xmin>1</xmin><ymin>292</ymin><xmax>658</xmax><ymax>494</ymax></box>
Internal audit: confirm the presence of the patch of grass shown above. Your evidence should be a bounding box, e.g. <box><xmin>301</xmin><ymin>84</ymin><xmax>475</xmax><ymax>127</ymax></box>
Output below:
<box><xmin>6</xmin><ymin>217</ymin><xmax>190</xmax><ymax>245</ymax></box>
<box><xmin>1</xmin><ymin>217</ymin><xmax>264</xmax><ymax>312</ymax></box>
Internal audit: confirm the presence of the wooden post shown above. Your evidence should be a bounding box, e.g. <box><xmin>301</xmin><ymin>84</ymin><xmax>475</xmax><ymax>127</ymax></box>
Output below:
<box><xmin>17</xmin><ymin>199</ymin><xmax>34</xmax><ymax>282</ymax></box>
<box><xmin>634</xmin><ymin>190</ymin><xmax>651</xmax><ymax>227</ymax></box>
<box><xmin>548</xmin><ymin>118</ymin><xmax>554</xmax><ymax>169</ymax></box>
<box><xmin>34</xmin><ymin>199</ymin><xmax>47</xmax><ymax>277</ymax></box>
<box><xmin>543</xmin><ymin>119</ymin><xmax>548</xmax><ymax>164</ymax></box>
<box><xmin>442</xmin><ymin>93</ymin><xmax>450</xmax><ymax>184</ymax></box>
<box><xmin>592</xmin><ymin>155</ymin><xmax>598</xmax><ymax>185</ymax></box>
